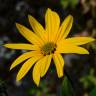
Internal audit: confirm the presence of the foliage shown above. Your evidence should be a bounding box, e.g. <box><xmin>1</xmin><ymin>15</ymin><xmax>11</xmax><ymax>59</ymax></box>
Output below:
<box><xmin>89</xmin><ymin>86</ymin><xmax>96</xmax><ymax>96</ymax></box>
<box><xmin>60</xmin><ymin>0</ymin><xmax>79</xmax><ymax>9</ymax></box>
<box><xmin>61</xmin><ymin>76</ymin><xmax>74</xmax><ymax>96</ymax></box>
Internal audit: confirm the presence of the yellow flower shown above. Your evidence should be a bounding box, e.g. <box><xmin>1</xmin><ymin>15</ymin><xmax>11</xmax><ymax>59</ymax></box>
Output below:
<box><xmin>4</xmin><ymin>8</ymin><xmax>94</xmax><ymax>86</ymax></box>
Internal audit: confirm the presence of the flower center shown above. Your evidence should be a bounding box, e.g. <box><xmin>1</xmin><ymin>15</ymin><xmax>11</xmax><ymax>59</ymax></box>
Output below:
<box><xmin>41</xmin><ymin>42</ymin><xmax>57</xmax><ymax>55</ymax></box>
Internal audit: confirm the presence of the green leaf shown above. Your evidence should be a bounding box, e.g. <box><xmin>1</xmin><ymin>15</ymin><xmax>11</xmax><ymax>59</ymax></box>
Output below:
<box><xmin>60</xmin><ymin>0</ymin><xmax>69</xmax><ymax>9</ymax></box>
<box><xmin>60</xmin><ymin>0</ymin><xmax>79</xmax><ymax>9</ymax></box>
<box><xmin>69</xmin><ymin>0</ymin><xmax>79</xmax><ymax>8</ymax></box>
<box><xmin>60</xmin><ymin>76</ymin><xmax>74</xmax><ymax>96</ymax></box>
<box><xmin>89</xmin><ymin>86</ymin><xmax>96</xmax><ymax>96</ymax></box>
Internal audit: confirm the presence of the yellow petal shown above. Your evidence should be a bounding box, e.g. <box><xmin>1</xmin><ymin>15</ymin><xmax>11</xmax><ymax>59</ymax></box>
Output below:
<box><xmin>53</xmin><ymin>54</ymin><xmax>64</xmax><ymax>78</ymax></box>
<box><xmin>56</xmin><ymin>15</ymin><xmax>73</xmax><ymax>42</ymax></box>
<box><xmin>65</xmin><ymin>37</ymin><xmax>95</xmax><ymax>45</ymax></box>
<box><xmin>28</xmin><ymin>15</ymin><xmax>47</xmax><ymax>42</ymax></box>
<box><xmin>55</xmin><ymin>54</ymin><xmax>64</xmax><ymax>67</ymax></box>
<box><xmin>52</xmin><ymin>11</ymin><xmax>60</xmax><ymax>42</ymax></box>
<box><xmin>41</xmin><ymin>55</ymin><xmax>52</xmax><ymax>77</ymax></box>
<box><xmin>10</xmin><ymin>51</ymin><xmax>41</xmax><ymax>70</ymax></box>
<box><xmin>56</xmin><ymin>44</ymin><xmax>89</xmax><ymax>54</ymax></box>
<box><xmin>4</xmin><ymin>43</ymin><xmax>40</xmax><ymax>50</ymax></box>
<box><xmin>45</xmin><ymin>8</ymin><xmax>60</xmax><ymax>42</ymax></box>
<box><xmin>32</xmin><ymin>56</ymin><xmax>44</xmax><ymax>86</ymax></box>
<box><xmin>16</xmin><ymin>23</ymin><xmax>44</xmax><ymax>46</ymax></box>
<box><xmin>16</xmin><ymin>56</ymin><xmax>41</xmax><ymax>81</ymax></box>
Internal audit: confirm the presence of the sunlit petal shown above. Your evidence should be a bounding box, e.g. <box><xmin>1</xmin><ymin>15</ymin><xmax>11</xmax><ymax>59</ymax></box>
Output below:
<box><xmin>16</xmin><ymin>56</ymin><xmax>42</xmax><ymax>81</ymax></box>
<box><xmin>53</xmin><ymin>54</ymin><xmax>64</xmax><ymax>77</ymax></box>
<box><xmin>4</xmin><ymin>43</ymin><xmax>40</xmax><ymax>50</ymax></box>
<box><xmin>28</xmin><ymin>15</ymin><xmax>47</xmax><ymax>42</ymax></box>
<box><xmin>56</xmin><ymin>15</ymin><xmax>73</xmax><ymax>42</ymax></box>
<box><xmin>16</xmin><ymin>23</ymin><xmax>44</xmax><ymax>46</ymax></box>
<box><xmin>10</xmin><ymin>51</ymin><xmax>41</xmax><ymax>70</ymax></box>
<box><xmin>55</xmin><ymin>54</ymin><xmax>64</xmax><ymax>67</ymax></box>
<box><xmin>41</xmin><ymin>55</ymin><xmax>52</xmax><ymax>77</ymax></box>
<box><xmin>56</xmin><ymin>44</ymin><xmax>89</xmax><ymax>54</ymax></box>
<box><xmin>64</xmin><ymin>37</ymin><xmax>95</xmax><ymax>45</ymax></box>
<box><xmin>45</xmin><ymin>8</ymin><xmax>60</xmax><ymax>42</ymax></box>
<box><xmin>32</xmin><ymin>56</ymin><xmax>44</xmax><ymax>86</ymax></box>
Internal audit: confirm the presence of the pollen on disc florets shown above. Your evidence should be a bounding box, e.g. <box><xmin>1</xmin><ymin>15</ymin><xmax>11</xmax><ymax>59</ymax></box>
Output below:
<box><xmin>41</xmin><ymin>42</ymin><xmax>57</xmax><ymax>55</ymax></box>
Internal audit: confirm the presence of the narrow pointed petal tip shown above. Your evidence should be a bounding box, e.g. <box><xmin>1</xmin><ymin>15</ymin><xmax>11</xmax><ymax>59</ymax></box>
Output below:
<box><xmin>36</xmin><ymin>82</ymin><xmax>39</xmax><ymax>86</ymax></box>
<box><xmin>16</xmin><ymin>22</ymin><xmax>20</xmax><ymax>27</ymax></box>
<box><xmin>16</xmin><ymin>73</ymin><xmax>22</xmax><ymax>81</ymax></box>
<box><xmin>16</xmin><ymin>23</ymin><xmax>24</xmax><ymax>30</ymax></box>
<box><xmin>90</xmin><ymin>38</ymin><xmax>95</xmax><ymax>42</ymax></box>
<box><xmin>68</xmin><ymin>15</ymin><xmax>73</xmax><ymax>24</ymax></box>
<box><xmin>28</xmin><ymin>14</ymin><xmax>31</xmax><ymax>18</ymax></box>
<box><xmin>16</xmin><ymin>72</ymin><xmax>24</xmax><ymax>82</ymax></box>
<box><xmin>16</xmin><ymin>23</ymin><xmax>22</xmax><ymax>30</ymax></box>
<box><xmin>10</xmin><ymin>65</ymin><xmax>15</xmax><ymax>70</ymax></box>
<box><xmin>3</xmin><ymin>44</ymin><xmax>12</xmax><ymax>48</ymax></box>
<box><xmin>16</xmin><ymin>75</ymin><xmax>21</xmax><ymax>81</ymax></box>
<box><xmin>67</xmin><ymin>15</ymin><xmax>73</xmax><ymax>23</ymax></box>
<box><xmin>28</xmin><ymin>15</ymin><xmax>33</xmax><ymax>21</ymax></box>
<box><xmin>47</xmin><ymin>8</ymin><xmax>51</xmax><ymax>11</ymax></box>
<box><xmin>10</xmin><ymin>66</ymin><xmax>13</xmax><ymax>70</ymax></box>
<box><xmin>85</xmin><ymin>50</ymin><xmax>89</xmax><ymax>54</ymax></box>
<box><xmin>79</xmin><ymin>48</ymin><xmax>89</xmax><ymax>54</ymax></box>
<box><xmin>69</xmin><ymin>15</ymin><xmax>73</xmax><ymax>25</ymax></box>
<box><xmin>16</xmin><ymin>76</ymin><xmax>23</xmax><ymax>82</ymax></box>
<box><xmin>86</xmin><ymin>37</ymin><xmax>95</xmax><ymax>44</ymax></box>
<box><xmin>3</xmin><ymin>44</ymin><xmax>14</xmax><ymax>49</ymax></box>
<box><xmin>58</xmin><ymin>74</ymin><xmax>63</xmax><ymax>78</ymax></box>
<box><xmin>3</xmin><ymin>44</ymin><xmax>7</xmax><ymax>48</ymax></box>
<box><xmin>68</xmin><ymin>15</ymin><xmax>73</xmax><ymax>18</ymax></box>
<box><xmin>3</xmin><ymin>44</ymin><xmax>11</xmax><ymax>49</ymax></box>
<box><xmin>16</xmin><ymin>79</ymin><xmax>20</xmax><ymax>83</ymax></box>
<box><xmin>46</xmin><ymin>8</ymin><xmax>52</xmax><ymax>15</ymax></box>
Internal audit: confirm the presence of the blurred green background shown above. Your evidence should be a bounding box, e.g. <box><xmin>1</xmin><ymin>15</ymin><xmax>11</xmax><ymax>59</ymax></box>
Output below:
<box><xmin>0</xmin><ymin>0</ymin><xmax>96</xmax><ymax>96</ymax></box>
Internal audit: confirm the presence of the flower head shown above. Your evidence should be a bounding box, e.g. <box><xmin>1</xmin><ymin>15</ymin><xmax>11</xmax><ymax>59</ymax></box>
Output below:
<box><xmin>4</xmin><ymin>8</ymin><xmax>94</xmax><ymax>86</ymax></box>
